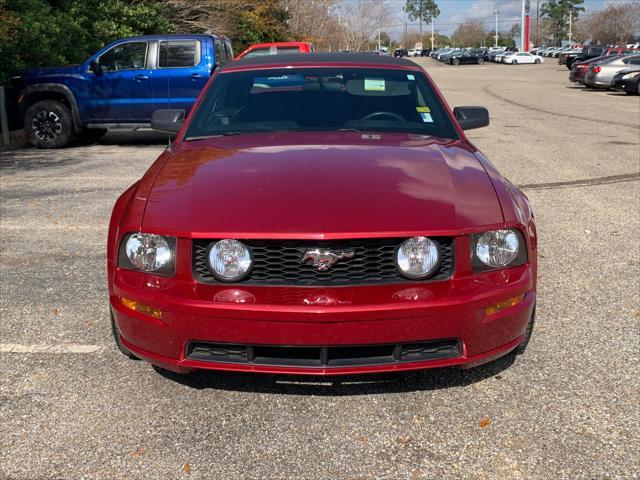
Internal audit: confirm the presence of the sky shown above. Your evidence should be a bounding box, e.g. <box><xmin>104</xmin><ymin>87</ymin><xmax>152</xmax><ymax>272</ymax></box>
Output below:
<box><xmin>384</xmin><ymin>0</ymin><xmax>632</xmax><ymax>37</ymax></box>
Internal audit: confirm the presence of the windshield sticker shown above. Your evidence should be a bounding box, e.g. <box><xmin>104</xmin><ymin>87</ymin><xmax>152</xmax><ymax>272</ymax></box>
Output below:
<box><xmin>364</xmin><ymin>78</ymin><xmax>385</xmax><ymax>91</ymax></box>
<box><xmin>419</xmin><ymin>112</ymin><xmax>434</xmax><ymax>123</ymax></box>
<box><xmin>407</xmin><ymin>74</ymin><xmax>415</xmax><ymax>80</ymax></box>
<box><xmin>416</xmin><ymin>106</ymin><xmax>431</xmax><ymax>113</ymax></box>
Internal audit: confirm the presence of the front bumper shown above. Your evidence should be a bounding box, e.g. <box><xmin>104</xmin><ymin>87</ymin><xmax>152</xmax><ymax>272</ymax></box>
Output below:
<box><xmin>611</xmin><ymin>78</ymin><xmax>638</xmax><ymax>93</ymax></box>
<box><xmin>110</xmin><ymin>264</ymin><xmax>536</xmax><ymax>375</ymax></box>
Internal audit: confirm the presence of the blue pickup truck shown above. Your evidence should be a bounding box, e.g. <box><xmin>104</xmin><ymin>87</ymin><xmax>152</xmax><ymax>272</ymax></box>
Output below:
<box><xmin>5</xmin><ymin>34</ymin><xmax>233</xmax><ymax>148</ymax></box>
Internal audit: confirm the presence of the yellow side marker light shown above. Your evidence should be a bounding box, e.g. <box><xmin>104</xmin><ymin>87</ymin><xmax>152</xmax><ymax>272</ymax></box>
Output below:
<box><xmin>121</xmin><ymin>297</ymin><xmax>162</xmax><ymax>319</ymax></box>
<box><xmin>485</xmin><ymin>294</ymin><xmax>525</xmax><ymax>316</ymax></box>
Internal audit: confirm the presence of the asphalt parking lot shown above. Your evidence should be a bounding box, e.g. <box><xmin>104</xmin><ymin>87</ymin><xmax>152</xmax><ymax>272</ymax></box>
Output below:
<box><xmin>1</xmin><ymin>59</ymin><xmax>639</xmax><ymax>479</ymax></box>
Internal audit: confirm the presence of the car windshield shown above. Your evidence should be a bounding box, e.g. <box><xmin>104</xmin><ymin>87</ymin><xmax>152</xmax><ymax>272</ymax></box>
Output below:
<box><xmin>185</xmin><ymin>67</ymin><xmax>459</xmax><ymax>140</ymax></box>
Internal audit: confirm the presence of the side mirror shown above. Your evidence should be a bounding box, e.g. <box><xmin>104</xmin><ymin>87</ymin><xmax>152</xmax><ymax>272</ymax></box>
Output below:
<box><xmin>151</xmin><ymin>109</ymin><xmax>185</xmax><ymax>133</ymax></box>
<box><xmin>453</xmin><ymin>106</ymin><xmax>490</xmax><ymax>130</ymax></box>
<box><xmin>89</xmin><ymin>60</ymin><xmax>101</xmax><ymax>75</ymax></box>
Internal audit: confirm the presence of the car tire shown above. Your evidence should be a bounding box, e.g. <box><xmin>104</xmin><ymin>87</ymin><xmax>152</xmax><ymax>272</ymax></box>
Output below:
<box><xmin>512</xmin><ymin>59</ymin><xmax>518</xmax><ymax>65</ymax></box>
<box><xmin>111</xmin><ymin>310</ymin><xmax>140</xmax><ymax>360</ymax></box>
<box><xmin>24</xmin><ymin>99</ymin><xmax>75</xmax><ymax>149</ymax></box>
<box><xmin>535</xmin><ymin>58</ymin><xmax>541</xmax><ymax>64</ymax></box>
<box><xmin>452</xmin><ymin>58</ymin><xmax>460</xmax><ymax>66</ymax></box>
<box><xmin>478</xmin><ymin>58</ymin><xmax>484</xmax><ymax>65</ymax></box>
<box><xmin>514</xmin><ymin>305</ymin><xmax>535</xmax><ymax>355</ymax></box>
<box><xmin>637</xmin><ymin>83</ymin><xmax>640</xmax><ymax>95</ymax></box>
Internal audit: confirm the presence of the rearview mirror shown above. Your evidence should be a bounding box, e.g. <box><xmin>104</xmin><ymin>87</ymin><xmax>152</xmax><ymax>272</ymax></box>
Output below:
<box><xmin>453</xmin><ymin>106</ymin><xmax>490</xmax><ymax>130</ymax></box>
<box><xmin>151</xmin><ymin>109</ymin><xmax>185</xmax><ymax>133</ymax></box>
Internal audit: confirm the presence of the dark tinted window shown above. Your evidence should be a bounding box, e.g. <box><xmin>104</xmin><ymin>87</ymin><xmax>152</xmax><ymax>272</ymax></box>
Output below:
<box><xmin>159</xmin><ymin>41</ymin><xmax>199</xmax><ymax>68</ymax></box>
<box><xmin>624</xmin><ymin>55</ymin><xmax>640</xmax><ymax>65</ymax></box>
<box><xmin>224</xmin><ymin>41</ymin><xmax>234</xmax><ymax>61</ymax></box>
<box><xmin>99</xmin><ymin>42</ymin><xmax>147</xmax><ymax>72</ymax></box>
<box><xmin>186</xmin><ymin>67</ymin><xmax>459</xmax><ymax>140</ymax></box>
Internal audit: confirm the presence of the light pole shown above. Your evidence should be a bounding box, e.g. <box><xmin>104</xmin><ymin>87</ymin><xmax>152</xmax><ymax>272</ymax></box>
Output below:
<box><xmin>568</xmin><ymin>10</ymin><xmax>573</xmax><ymax>43</ymax></box>
<box><xmin>493</xmin><ymin>11</ymin><xmax>499</xmax><ymax>47</ymax></box>
<box><xmin>431</xmin><ymin>16</ymin><xmax>435</xmax><ymax>50</ymax></box>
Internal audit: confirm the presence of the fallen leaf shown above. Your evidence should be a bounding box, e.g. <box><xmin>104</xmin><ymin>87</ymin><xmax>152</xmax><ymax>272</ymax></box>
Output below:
<box><xmin>354</xmin><ymin>435</ymin><xmax>369</xmax><ymax>444</ymax></box>
<box><xmin>130</xmin><ymin>448</ymin><xmax>145</xmax><ymax>458</ymax></box>
<box><xmin>182</xmin><ymin>463</ymin><xmax>191</xmax><ymax>474</ymax></box>
<box><xmin>634</xmin><ymin>310</ymin><xmax>640</xmax><ymax>318</ymax></box>
<box><xmin>396</xmin><ymin>436</ymin><xmax>411</xmax><ymax>444</ymax></box>
<box><xmin>51</xmin><ymin>308</ymin><xmax>60</xmax><ymax>315</ymax></box>
<box><xmin>479</xmin><ymin>417</ymin><xmax>491</xmax><ymax>428</ymax></box>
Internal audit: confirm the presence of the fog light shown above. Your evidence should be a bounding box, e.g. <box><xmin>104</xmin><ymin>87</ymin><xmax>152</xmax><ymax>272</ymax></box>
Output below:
<box><xmin>485</xmin><ymin>294</ymin><xmax>524</xmax><ymax>315</ymax></box>
<box><xmin>121</xmin><ymin>297</ymin><xmax>162</xmax><ymax>319</ymax></box>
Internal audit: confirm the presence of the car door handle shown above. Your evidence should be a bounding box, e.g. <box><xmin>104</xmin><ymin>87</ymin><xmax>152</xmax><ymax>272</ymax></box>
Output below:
<box><xmin>135</xmin><ymin>74</ymin><xmax>149</xmax><ymax>82</ymax></box>
<box><xmin>190</xmin><ymin>73</ymin><xmax>204</xmax><ymax>80</ymax></box>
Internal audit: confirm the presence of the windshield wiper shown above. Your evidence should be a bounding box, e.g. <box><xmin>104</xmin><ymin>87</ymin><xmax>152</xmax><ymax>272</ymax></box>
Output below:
<box><xmin>186</xmin><ymin>132</ymin><xmax>245</xmax><ymax>141</ymax></box>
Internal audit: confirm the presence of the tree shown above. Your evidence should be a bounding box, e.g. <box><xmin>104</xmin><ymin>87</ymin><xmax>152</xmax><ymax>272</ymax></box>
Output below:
<box><xmin>341</xmin><ymin>0</ymin><xmax>392</xmax><ymax>51</ymax></box>
<box><xmin>540</xmin><ymin>0</ymin><xmax>585</xmax><ymax>44</ymax></box>
<box><xmin>580</xmin><ymin>3</ymin><xmax>638</xmax><ymax>45</ymax></box>
<box><xmin>404</xmin><ymin>0</ymin><xmax>440</xmax><ymax>41</ymax></box>
<box><xmin>451</xmin><ymin>21</ymin><xmax>484</xmax><ymax>47</ymax></box>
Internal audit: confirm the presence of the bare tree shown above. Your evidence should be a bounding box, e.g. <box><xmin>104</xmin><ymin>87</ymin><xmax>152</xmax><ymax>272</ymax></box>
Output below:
<box><xmin>339</xmin><ymin>0</ymin><xmax>394</xmax><ymax>51</ymax></box>
<box><xmin>580</xmin><ymin>3</ymin><xmax>639</xmax><ymax>45</ymax></box>
<box><xmin>451</xmin><ymin>21</ymin><xmax>484</xmax><ymax>47</ymax></box>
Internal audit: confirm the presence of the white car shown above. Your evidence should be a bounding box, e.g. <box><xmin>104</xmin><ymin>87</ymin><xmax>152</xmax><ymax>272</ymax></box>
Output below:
<box><xmin>504</xmin><ymin>52</ymin><xmax>543</xmax><ymax>64</ymax></box>
<box><xmin>408</xmin><ymin>48</ymin><xmax>419</xmax><ymax>57</ymax></box>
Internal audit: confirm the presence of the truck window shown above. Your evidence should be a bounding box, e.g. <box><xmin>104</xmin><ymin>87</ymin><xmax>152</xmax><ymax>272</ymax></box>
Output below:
<box><xmin>224</xmin><ymin>41</ymin><xmax>234</xmax><ymax>61</ymax></box>
<box><xmin>99</xmin><ymin>42</ymin><xmax>148</xmax><ymax>72</ymax></box>
<box><xmin>214</xmin><ymin>40</ymin><xmax>226</xmax><ymax>65</ymax></box>
<box><xmin>243</xmin><ymin>47</ymin><xmax>271</xmax><ymax>58</ymax></box>
<box><xmin>159</xmin><ymin>41</ymin><xmax>200</xmax><ymax>68</ymax></box>
<box><xmin>276</xmin><ymin>47</ymin><xmax>302</xmax><ymax>54</ymax></box>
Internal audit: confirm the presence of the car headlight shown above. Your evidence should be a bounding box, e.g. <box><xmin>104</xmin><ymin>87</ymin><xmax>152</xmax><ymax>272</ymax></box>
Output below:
<box><xmin>118</xmin><ymin>232</ymin><xmax>175</xmax><ymax>275</ymax></box>
<box><xmin>395</xmin><ymin>236</ymin><xmax>440</xmax><ymax>279</ymax></box>
<box><xmin>473</xmin><ymin>229</ymin><xmax>527</xmax><ymax>270</ymax></box>
<box><xmin>622</xmin><ymin>71</ymin><xmax>640</xmax><ymax>80</ymax></box>
<box><xmin>208</xmin><ymin>239</ymin><xmax>253</xmax><ymax>282</ymax></box>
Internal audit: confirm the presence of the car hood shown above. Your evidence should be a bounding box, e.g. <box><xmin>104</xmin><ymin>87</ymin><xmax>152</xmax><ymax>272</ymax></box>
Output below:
<box><xmin>142</xmin><ymin>132</ymin><xmax>504</xmax><ymax>237</ymax></box>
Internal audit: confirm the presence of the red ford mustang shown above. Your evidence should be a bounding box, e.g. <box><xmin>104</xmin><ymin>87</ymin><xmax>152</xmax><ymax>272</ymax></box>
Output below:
<box><xmin>108</xmin><ymin>53</ymin><xmax>537</xmax><ymax>375</ymax></box>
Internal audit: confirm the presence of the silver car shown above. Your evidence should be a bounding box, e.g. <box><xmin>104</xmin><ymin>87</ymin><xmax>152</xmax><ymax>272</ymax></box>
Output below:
<box><xmin>584</xmin><ymin>54</ymin><xmax>640</xmax><ymax>88</ymax></box>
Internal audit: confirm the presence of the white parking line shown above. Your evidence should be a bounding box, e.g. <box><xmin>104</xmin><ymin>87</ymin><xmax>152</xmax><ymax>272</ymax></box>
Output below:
<box><xmin>0</xmin><ymin>344</ymin><xmax>102</xmax><ymax>354</ymax></box>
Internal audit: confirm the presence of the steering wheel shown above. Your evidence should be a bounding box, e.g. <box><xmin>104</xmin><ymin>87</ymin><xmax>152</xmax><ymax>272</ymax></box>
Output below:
<box><xmin>361</xmin><ymin>111</ymin><xmax>405</xmax><ymax>122</ymax></box>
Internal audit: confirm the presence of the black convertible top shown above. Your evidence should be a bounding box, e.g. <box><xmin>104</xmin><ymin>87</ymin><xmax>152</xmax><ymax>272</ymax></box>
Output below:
<box><xmin>226</xmin><ymin>52</ymin><xmax>419</xmax><ymax>69</ymax></box>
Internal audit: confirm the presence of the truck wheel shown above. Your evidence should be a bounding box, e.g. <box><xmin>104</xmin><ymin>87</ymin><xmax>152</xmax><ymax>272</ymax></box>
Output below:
<box><xmin>111</xmin><ymin>310</ymin><xmax>139</xmax><ymax>360</ymax></box>
<box><xmin>24</xmin><ymin>99</ymin><xmax>75</xmax><ymax>149</ymax></box>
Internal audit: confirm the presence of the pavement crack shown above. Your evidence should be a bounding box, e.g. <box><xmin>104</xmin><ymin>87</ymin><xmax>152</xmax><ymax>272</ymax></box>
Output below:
<box><xmin>482</xmin><ymin>83</ymin><xmax>639</xmax><ymax>129</ymax></box>
<box><xmin>517</xmin><ymin>172</ymin><xmax>640</xmax><ymax>190</ymax></box>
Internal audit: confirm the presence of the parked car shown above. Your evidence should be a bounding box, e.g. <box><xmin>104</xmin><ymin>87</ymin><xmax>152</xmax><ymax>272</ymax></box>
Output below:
<box><xmin>503</xmin><ymin>52</ymin><xmax>543</xmax><ymax>65</ymax></box>
<box><xmin>610</xmin><ymin>68</ymin><xmax>640</xmax><ymax>95</ymax></box>
<box><xmin>408</xmin><ymin>48</ymin><xmax>420</xmax><ymax>57</ymax></box>
<box><xmin>569</xmin><ymin>55</ymin><xmax>617</xmax><ymax>84</ymax></box>
<box><xmin>110</xmin><ymin>53</ymin><xmax>537</xmax><ymax>376</ymax></box>
<box><xmin>488</xmin><ymin>49</ymin><xmax>506</xmax><ymax>62</ymax></box>
<box><xmin>434</xmin><ymin>48</ymin><xmax>454</xmax><ymax>60</ymax></box>
<box><xmin>497</xmin><ymin>51</ymin><xmax>516</xmax><ymax>63</ymax></box>
<box><xmin>394</xmin><ymin>48</ymin><xmax>408</xmax><ymax>58</ymax></box>
<box><xmin>584</xmin><ymin>54</ymin><xmax>640</xmax><ymax>88</ymax></box>
<box><xmin>449</xmin><ymin>49</ymin><xmax>487</xmax><ymax>65</ymax></box>
<box><xmin>235</xmin><ymin>42</ymin><xmax>312</xmax><ymax>59</ymax></box>
<box><xmin>566</xmin><ymin>45</ymin><xmax>608</xmax><ymax>69</ymax></box>
<box><xmin>5</xmin><ymin>34</ymin><xmax>232</xmax><ymax>148</ymax></box>
<box><xmin>440</xmin><ymin>49</ymin><xmax>464</xmax><ymax>63</ymax></box>
<box><xmin>559</xmin><ymin>48</ymin><xmax>582</xmax><ymax>65</ymax></box>
<box><xmin>420</xmin><ymin>49</ymin><xmax>432</xmax><ymax>57</ymax></box>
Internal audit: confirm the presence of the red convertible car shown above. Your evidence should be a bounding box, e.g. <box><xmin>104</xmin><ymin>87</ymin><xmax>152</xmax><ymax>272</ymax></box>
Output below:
<box><xmin>108</xmin><ymin>54</ymin><xmax>537</xmax><ymax>375</ymax></box>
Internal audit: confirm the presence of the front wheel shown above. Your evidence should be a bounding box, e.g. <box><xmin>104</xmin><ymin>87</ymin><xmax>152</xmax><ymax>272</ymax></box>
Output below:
<box><xmin>535</xmin><ymin>58</ymin><xmax>541</xmax><ymax>64</ymax></box>
<box><xmin>24</xmin><ymin>99</ymin><xmax>75</xmax><ymax>149</ymax></box>
<box><xmin>478</xmin><ymin>58</ymin><xmax>484</xmax><ymax>65</ymax></box>
<box><xmin>452</xmin><ymin>58</ymin><xmax>460</xmax><ymax>66</ymax></box>
<box><xmin>512</xmin><ymin>59</ymin><xmax>518</xmax><ymax>65</ymax></box>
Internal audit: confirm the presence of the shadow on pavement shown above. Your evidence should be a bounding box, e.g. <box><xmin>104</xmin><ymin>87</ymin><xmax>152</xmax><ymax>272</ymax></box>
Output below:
<box><xmin>154</xmin><ymin>353</ymin><xmax>517</xmax><ymax>396</ymax></box>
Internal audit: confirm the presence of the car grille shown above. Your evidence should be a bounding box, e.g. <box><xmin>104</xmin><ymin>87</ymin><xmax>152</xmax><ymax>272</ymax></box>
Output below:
<box><xmin>192</xmin><ymin>237</ymin><xmax>455</xmax><ymax>286</ymax></box>
<box><xmin>186</xmin><ymin>339</ymin><xmax>462</xmax><ymax>368</ymax></box>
